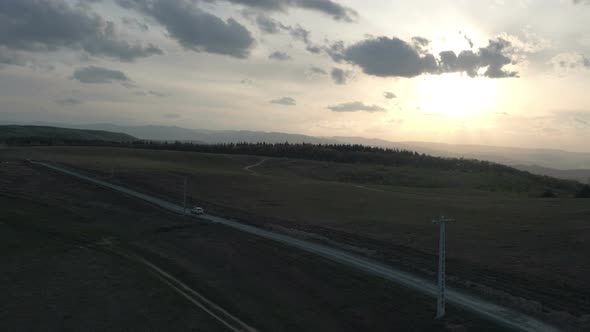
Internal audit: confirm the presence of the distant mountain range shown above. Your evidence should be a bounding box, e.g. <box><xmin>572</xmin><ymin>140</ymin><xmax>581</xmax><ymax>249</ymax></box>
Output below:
<box><xmin>3</xmin><ymin>121</ymin><xmax>589</xmax><ymax>182</ymax></box>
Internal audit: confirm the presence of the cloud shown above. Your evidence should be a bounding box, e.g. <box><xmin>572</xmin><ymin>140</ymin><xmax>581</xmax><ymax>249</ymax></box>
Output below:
<box><xmin>269</xmin><ymin>51</ymin><xmax>292</xmax><ymax>61</ymax></box>
<box><xmin>550</xmin><ymin>52</ymin><xmax>590</xmax><ymax>73</ymax></box>
<box><xmin>270</xmin><ymin>97</ymin><xmax>296</xmax><ymax>105</ymax></box>
<box><xmin>331</xmin><ymin>67</ymin><xmax>352</xmax><ymax>84</ymax></box>
<box><xmin>73</xmin><ymin>66</ymin><xmax>130</xmax><ymax>84</ymax></box>
<box><xmin>330</xmin><ymin>36</ymin><xmax>519</xmax><ymax>78</ymax></box>
<box><xmin>288</xmin><ymin>25</ymin><xmax>311</xmax><ymax>44</ymax></box>
<box><xmin>0</xmin><ymin>46</ymin><xmax>28</xmax><ymax>67</ymax></box>
<box><xmin>135</xmin><ymin>90</ymin><xmax>171</xmax><ymax>97</ymax></box>
<box><xmin>279</xmin><ymin>23</ymin><xmax>323</xmax><ymax>54</ymax></box>
<box><xmin>462</xmin><ymin>33</ymin><xmax>474</xmax><ymax>48</ymax></box>
<box><xmin>439</xmin><ymin>38</ymin><xmax>519</xmax><ymax>78</ymax></box>
<box><xmin>411</xmin><ymin>36</ymin><xmax>430</xmax><ymax>53</ymax></box>
<box><xmin>293</xmin><ymin>0</ymin><xmax>359</xmax><ymax>22</ymax></box>
<box><xmin>309</xmin><ymin>66</ymin><xmax>327</xmax><ymax>75</ymax></box>
<box><xmin>254</xmin><ymin>13</ymin><xmax>283</xmax><ymax>34</ymax></box>
<box><xmin>241</xmin><ymin>11</ymin><xmax>284</xmax><ymax>34</ymax></box>
<box><xmin>164</xmin><ymin>113</ymin><xmax>180</xmax><ymax>118</ymax></box>
<box><xmin>0</xmin><ymin>0</ymin><xmax>163</xmax><ymax>62</ymax></box>
<box><xmin>117</xmin><ymin>0</ymin><xmax>255</xmax><ymax>58</ymax></box>
<box><xmin>148</xmin><ymin>90</ymin><xmax>171</xmax><ymax>97</ymax></box>
<box><xmin>383</xmin><ymin>91</ymin><xmax>396</xmax><ymax>99</ymax></box>
<box><xmin>56</xmin><ymin>98</ymin><xmax>83</xmax><ymax>105</ymax></box>
<box><xmin>387</xmin><ymin>118</ymin><xmax>404</xmax><ymax>124</ymax></box>
<box><xmin>121</xmin><ymin>17</ymin><xmax>149</xmax><ymax>31</ymax></box>
<box><xmin>327</xmin><ymin>101</ymin><xmax>386</xmax><ymax>113</ymax></box>
<box><xmin>336</xmin><ymin>37</ymin><xmax>438</xmax><ymax>78</ymax></box>
<box><xmin>242</xmin><ymin>11</ymin><xmax>321</xmax><ymax>54</ymax></box>
<box><xmin>226</xmin><ymin>0</ymin><xmax>358</xmax><ymax>22</ymax></box>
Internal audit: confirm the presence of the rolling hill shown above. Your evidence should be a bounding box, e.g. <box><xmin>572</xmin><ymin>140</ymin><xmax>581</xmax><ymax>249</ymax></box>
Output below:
<box><xmin>3</xmin><ymin>122</ymin><xmax>590</xmax><ymax>180</ymax></box>
<box><xmin>0</xmin><ymin>125</ymin><xmax>137</xmax><ymax>143</ymax></box>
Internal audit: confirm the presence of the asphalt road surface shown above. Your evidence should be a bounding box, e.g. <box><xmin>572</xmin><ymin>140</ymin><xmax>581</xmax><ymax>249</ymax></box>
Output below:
<box><xmin>33</xmin><ymin>161</ymin><xmax>561</xmax><ymax>332</ymax></box>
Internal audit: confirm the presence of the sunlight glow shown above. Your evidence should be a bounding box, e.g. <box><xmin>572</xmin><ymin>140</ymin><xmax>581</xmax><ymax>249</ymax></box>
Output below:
<box><xmin>415</xmin><ymin>73</ymin><xmax>502</xmax><ymax>118</ymax></box>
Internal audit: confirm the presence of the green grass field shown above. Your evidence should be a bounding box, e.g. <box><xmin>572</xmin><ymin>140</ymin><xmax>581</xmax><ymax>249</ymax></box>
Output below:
<box><xmin>0</xmin><ymin>154</ymin><xmax>507</xmax><ymax>332</ymax></box>
<box><xmin>2</xmin><ymin>146</ymin><xmax>589</xmax><ymax>329</ymax></box>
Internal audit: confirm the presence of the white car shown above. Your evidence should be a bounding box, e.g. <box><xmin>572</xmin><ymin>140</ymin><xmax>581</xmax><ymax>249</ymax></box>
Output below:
<box><xmin>190</xmin><ymin>207</ymin><xmax>204</xmax><ymax>215</ymax></box>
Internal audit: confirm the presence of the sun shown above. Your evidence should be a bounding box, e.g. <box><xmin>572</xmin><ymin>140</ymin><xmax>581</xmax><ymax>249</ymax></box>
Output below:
<box><xmin>416</xmin><ymin>73</ymin><xmax>502</xmax><ymax>118</ymax></box>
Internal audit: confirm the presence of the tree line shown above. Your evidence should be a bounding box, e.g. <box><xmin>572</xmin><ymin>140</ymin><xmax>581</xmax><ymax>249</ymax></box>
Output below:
<box><xmin>3</xmin><ymin>137</ymin><xmax>586</xmax><ymax>194</ymax></box>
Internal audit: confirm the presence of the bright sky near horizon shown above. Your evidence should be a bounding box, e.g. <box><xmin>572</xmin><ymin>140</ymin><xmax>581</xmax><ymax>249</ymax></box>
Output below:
<box><xmin>1</xmin><ymin>0</ymin><xmax>590</xmax><ymax>151</ymax></box>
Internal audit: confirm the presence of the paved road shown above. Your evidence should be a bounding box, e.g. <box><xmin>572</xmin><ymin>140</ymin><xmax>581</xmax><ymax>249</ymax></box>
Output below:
<box><xmin>33</xmin><ymin>161</ymin><xmax>560</xmax><ymax>332</ymax></box>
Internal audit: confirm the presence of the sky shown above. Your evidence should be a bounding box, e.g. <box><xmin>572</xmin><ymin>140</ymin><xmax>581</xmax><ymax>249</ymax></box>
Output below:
<box><xmin>1</xmin><ymin>0</ymin><xmax>590</xmax><ymax>151</ymax></box>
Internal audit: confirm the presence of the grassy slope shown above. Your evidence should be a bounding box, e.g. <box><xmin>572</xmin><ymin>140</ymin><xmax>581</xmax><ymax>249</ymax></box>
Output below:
<box><xmin>0</xmin><ymin>158</ymin><xmax>504</xmax><ymax>332</ymax></box>
<box><xmin>3</xmin><ymin>147</ymin><xmax>588</xmax><ymax>286</ymax></box>
<box><xmin>256</xmin><ymin>158</ymin><xmax>580</xmax><ymax>193</ymax></box>
<box><xmin>0</xmin><ymin>125</ymin><xmax>136</xmax><ymax>142</ymax></box>
<box><xmin>0</xmin><ymin>197</ymin><xmax>225</xmax><ymax>332</ymax></box>
<box><xmin>2</xmin><ymin>147</ymin><xmax>590</xmax><ymax>327</ymax></box>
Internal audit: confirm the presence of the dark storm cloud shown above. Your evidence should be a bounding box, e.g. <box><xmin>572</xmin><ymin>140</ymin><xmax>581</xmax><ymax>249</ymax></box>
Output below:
<box><xmin>270</xmin><ymin>97</ymin><xmax>296</xmax><ymax>105</ymax></box>
<box><xmin>269</xmin><ymin>51</ymin><xmax>292</xmax><ymax>60</ymax></box>
<box><xmin>225</xmin><ymin>0</ymin><xmax>358</xmax><ymax>22</ymax></box>
<box><xmin>330</xmin><ymin>67</ymin><xmax>352</xmax><ymax>84</ymax></box>
<box><xmin>330</xmin><ymin>36</ymin><xmax>518</xmax><ymax>78</ymax></box>
<box><xmin>117</xmin><ymin>0</ymin><xmax>255</xmax><ymax>58</ymax></box>
<box><xmin>0</xmin><ymin>0</ymin><xmax>162</xmax><ymax>62</ymax></box>
<box><xmin>383</xmin><ymin>91</ymin><xmax>396</xmax><ymax>99</ymax></box>
<box><xmin>327</xmin><ymin>101</ymin><xmax>386</xmax><ymax>113</ymax></box>
<box><xmin>73</xmin><ymin>66</ymin><xmax>130</xmax><ymax>84</ymax></box>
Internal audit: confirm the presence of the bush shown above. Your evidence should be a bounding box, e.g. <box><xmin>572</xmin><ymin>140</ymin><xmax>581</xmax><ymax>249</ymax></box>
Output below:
<box><xmin>540</xmin><ymin>189</ymin><xmax>557</xmax><ymax>198</ymax></box>
<box><xmin>575</xmin><ymin>185</ymin><xmax>590</xmax><ymax>198</ymax></box>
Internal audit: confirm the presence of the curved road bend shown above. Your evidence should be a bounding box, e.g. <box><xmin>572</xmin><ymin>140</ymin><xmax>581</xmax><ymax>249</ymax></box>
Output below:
<box><xmin>33</xmin><ymin>161</ymin><xmax>561</xmax><ymax>332</ymax></box>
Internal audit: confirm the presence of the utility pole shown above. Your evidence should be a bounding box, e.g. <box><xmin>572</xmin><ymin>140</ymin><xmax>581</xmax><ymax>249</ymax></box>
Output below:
<box><xmin>183</xmin><ymin>176</ymin><xmax>187</xmax><ymax>215</ymax></box>
<box><xmin>432</xmin><ymin>215</ymin><xmax>454</xmax><ymax>319</ymax></box>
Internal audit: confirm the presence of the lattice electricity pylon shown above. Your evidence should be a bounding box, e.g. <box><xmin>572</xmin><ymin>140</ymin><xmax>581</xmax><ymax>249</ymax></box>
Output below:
<box><xmin>432</xmin><ymin>215</ymin><xmax>454</xmax><ymax>319</ymax></box>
